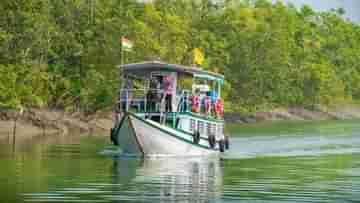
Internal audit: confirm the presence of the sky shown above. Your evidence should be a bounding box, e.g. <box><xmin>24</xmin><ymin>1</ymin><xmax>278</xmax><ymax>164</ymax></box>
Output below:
<box><xmin>277</xmin><ymin>0</ymin><xmax>360</xmax><ymax>23</ymax></box>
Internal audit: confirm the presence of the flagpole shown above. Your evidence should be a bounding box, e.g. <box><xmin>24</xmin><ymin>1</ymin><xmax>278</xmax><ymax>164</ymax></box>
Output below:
<box><xmin>119</xmin><ymin>36</ymin><xmax>124</xmax><ymax>114</ymax></box>
<box><xmin>120</xmin><ymin>36</ymin><xmax>124</xmax><ymax>67</ymax></box>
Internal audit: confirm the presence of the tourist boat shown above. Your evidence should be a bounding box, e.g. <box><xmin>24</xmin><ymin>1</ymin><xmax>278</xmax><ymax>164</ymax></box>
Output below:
<box><xmin>110</xmin><ymin>61</ymin><xmax>228</xmax><ymax>156</ymax></box>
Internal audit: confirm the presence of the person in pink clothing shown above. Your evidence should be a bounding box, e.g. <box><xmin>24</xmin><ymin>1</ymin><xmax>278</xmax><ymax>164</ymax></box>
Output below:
<box><xmin>204</xmin><ymin>96</ymin><xmax>212</xmax><ymax>116</ymax></box>
<box><xmin>163</xmin><ymin>75</ymin><xmax>174</xmax><ymax>112</ymax></box>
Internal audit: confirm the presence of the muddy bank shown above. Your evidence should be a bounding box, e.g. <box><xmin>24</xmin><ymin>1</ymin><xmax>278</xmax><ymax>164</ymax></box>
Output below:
<box><xmin>224</xmin><ymin>106</ymin><xmax>360</xmax><ymax>124</ymax></box>
<box><xmin>0</xmin><ymin>109</ymin><xmax>113</xmax><ymax>140</ymax></box>
<box><xmin>1</xmin><ymin>105</ymin><xmax>360</xmax><ymax>139</ymax></box>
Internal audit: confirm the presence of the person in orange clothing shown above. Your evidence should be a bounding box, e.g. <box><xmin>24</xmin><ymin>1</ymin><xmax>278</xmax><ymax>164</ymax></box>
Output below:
<box><xmin>191</xmin><ymin>89</ymin><xmax>201</xmax><ymax>113</ymax></box>
<box><xmin>214</xmin><ymin>98</ymin><xmax>224</xmax><ymax>118</ymax></box>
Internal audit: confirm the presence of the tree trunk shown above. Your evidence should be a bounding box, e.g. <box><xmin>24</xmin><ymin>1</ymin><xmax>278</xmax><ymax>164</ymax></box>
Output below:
<box><xmin>12</xmin><ymin>116</ymin><xmax>17</xmax><ymax>152</ymax></box>
<box><xmin>12</xmin><ymin>117</ymin><xmax>17</xmax><ymax>139</ymax></box>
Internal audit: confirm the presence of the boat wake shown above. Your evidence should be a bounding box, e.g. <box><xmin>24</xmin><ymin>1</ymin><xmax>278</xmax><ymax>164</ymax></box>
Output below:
<box><xmin>101</xmin><ymin>124</ymin><xmax>360</xmax><ymax>160</ymax></box>
<box><xmin>223</xmin><ymin>134</ymin><xmax>360</xmax><ymax>159</ymax></box>
<box><xmin>99</xmin><ymin>145</ymin><xmax>221</xmax><ymax>159</ymax></box>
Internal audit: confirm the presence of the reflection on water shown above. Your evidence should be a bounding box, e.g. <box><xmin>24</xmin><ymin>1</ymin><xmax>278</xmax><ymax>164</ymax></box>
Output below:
<box><xmin>0</xmin><ymin>119</ymin><xmax>359</xmax><ymax>202</ymax></box>
<box><xmin>21</xmin><ymin>156</ymin><xmax>222</xmax><ymax>203</ymax></box>
<box><xmin>109</xmin><ymin>157</ymin><xmax>222</xmax><ymax>202</ymax></box>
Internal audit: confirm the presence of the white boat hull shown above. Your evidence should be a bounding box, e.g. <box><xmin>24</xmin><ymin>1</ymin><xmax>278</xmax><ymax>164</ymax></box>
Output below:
<box><xmin>113</xmin><ymin>113</ymin><xmax>219</xmax><ymax>156</ymax></box>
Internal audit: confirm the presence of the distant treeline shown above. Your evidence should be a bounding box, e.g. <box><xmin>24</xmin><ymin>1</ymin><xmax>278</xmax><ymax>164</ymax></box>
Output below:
<box><xmin>1</xmin><ymin>0</ymin><xmax>360</xmax><ymax>113</ymax></box>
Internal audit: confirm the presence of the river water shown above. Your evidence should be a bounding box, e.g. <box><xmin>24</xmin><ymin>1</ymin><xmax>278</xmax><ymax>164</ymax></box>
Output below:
<box><xmin>0</xmin><ymin>120</ymin><xmax>359</xmax><ymax>202</ymax></box>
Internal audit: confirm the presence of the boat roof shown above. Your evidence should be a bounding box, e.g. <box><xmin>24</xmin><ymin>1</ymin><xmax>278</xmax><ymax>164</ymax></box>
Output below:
<box><xmin>119</xmin><ymin>61</ymin><xmax>224</xmax><ymax>83</ymax></box>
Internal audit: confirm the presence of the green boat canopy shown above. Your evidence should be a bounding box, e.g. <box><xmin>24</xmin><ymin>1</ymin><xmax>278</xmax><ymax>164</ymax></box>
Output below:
<box><xmin>119</xmin><ymin>61</ymin><xmax>224</xmax><ymax>84</ymax></box>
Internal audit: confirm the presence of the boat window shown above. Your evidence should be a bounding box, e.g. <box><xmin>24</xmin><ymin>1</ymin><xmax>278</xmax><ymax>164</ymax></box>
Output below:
<box><xmin>190</xmin><ymin>119</ymin><xmax>196</xmax><ymax>132</ymax></box>
<box><xmin>206</xmin><ymin>123</ymin><xmax>211</xmax><ymax>135</ymax></box>
<box><xmin>198</xmin><ymin>121</ymin><xmax>204</xmax><ymax>134</ymax></box>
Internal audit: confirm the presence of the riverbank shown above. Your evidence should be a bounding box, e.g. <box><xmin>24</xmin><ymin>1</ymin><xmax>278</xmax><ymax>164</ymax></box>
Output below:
<box><xmin>0</xmin><ymin>109</ymin><xmax>113</xmax><ymax>141</ymax></box>
<box><xmin>224</xmin><ymin>106</ymin><xmax>360</xmax><ymax>124</ymax></box>
<box><xmin>1</xmin><ymin>105</ymin><xmax>360</xmax><ymax>140</ymax></box>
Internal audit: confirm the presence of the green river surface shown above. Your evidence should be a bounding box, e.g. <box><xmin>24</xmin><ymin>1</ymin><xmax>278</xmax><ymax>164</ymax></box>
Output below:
<box><xmin>0</xmin><ymin>119</ymin><xmax>359</xmax><ymax>202</ymax></box>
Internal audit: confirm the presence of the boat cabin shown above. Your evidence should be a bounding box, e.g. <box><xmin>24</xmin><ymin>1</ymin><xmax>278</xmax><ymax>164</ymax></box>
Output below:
<box><xmin>118</xmin><ymin>61</ymin><xmax>225</xmax><ymax>142</ymax></box>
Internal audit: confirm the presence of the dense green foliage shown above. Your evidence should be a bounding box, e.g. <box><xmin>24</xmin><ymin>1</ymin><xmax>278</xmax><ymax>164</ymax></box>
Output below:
<box><xmin>1</xmin><ymin>0</ymin><xmax>360</xmax><ymax>112</ymax></box>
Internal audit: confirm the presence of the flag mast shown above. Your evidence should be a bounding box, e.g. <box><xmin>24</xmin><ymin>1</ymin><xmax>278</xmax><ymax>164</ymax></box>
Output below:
<box><xmin>120</xmin><ymin>36</ymin><xmax>133</xmax><ymax>65</ymax></box>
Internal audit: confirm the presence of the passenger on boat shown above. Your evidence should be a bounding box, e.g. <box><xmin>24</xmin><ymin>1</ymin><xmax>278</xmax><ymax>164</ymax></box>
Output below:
<box><xmin>208</xmin><ymin>90</ymin><xmax>218</xmax><ymax>104</ymax></box>
<box><xmin>207</xmin><ymin>90</ymin><xmax>218</xmax><ymax>116</ymax></box>
<box><xmin>178</xmin><ymin>90</ymin><xmax>190</xmax><ymax>112</ymax></box>
<box><xmin>147</xmin><ymin>78</ymin><xmax>160</xmax><ymax>112</ymax></box>
<box><xmin>215</xmin><ymin>98</ymin><xmax>224</xmax><ymax>118</ymax></box>
<box><xmin>204</xmin><ymin>96</ymin><xmax>212</xmax><ymax>116</ymax></box>
<box><xmin>164</xmin><ymin>75</ymin><xmax>174</xmax><ymax>112</ymax></box>
<box><xmin>191</xmin><ymin>89</ymin><xmax>201</xmax><ymax>113</ymax></box>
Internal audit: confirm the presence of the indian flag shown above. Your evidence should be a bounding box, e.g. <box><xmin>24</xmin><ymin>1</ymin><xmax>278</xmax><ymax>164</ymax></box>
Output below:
<box><xmin>121</xmin><ymin>37</ymin><xmax>133</xmax><ymax>51</ymax></box>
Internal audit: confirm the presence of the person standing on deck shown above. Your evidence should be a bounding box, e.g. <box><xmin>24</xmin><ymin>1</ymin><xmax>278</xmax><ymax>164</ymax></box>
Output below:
<box><xmin>164</xmin><ymin>75</ymin><xmax>174</xmax><ymax>112</ymax></box>
<box><xmin>147</xmin><ymin>78</ymin><xmax>160</xmax><ymax>112</ymax></box>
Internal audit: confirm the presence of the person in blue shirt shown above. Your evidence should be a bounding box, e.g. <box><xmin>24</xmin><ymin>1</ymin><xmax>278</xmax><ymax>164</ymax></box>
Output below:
<box><xmin>207</xmin><ymin>90</ymin><xmax>218</xmax><ymax>104</ymax></box>
<box><xmin>207</xmin><ymin>90</ymin><xmax>218</xmax><ymax>115</ymax></box>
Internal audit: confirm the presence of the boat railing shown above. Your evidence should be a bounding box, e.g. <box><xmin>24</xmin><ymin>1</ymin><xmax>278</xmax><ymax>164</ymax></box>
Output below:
<box><xmin>119</xmin><ymin>88</ymin><xmax>186</xmax><ymax>112</ymax></box>
<box><xmin>118</xmin><ymin>88</ymin><xmax>223</xmax><ymax>120</ymax></box>
<box><xmin>119</xmin><ymin>88</ymin><xmax>158</xmax><ymax>113</ymax></box>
